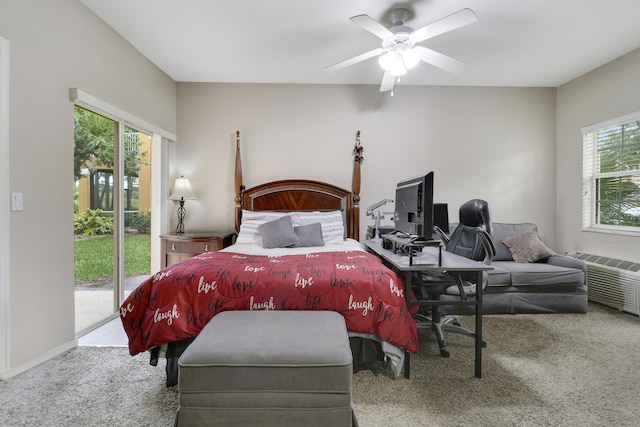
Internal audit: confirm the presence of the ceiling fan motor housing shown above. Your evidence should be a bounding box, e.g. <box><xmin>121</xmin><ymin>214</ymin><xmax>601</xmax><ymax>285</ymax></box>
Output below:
<box><xmin>383</xmin><ymin>32</ymin><xmax>415</xmax><ymax>52</ymax></box>
<box><xmin>388</xmin><ymin>8</ymin><xmax>410</xmax><ymax>26</ymax></box>
<box><xmin>384</xmin><ymin>9</ymin><xmax>416</xmax><ymax>51</ymax></box>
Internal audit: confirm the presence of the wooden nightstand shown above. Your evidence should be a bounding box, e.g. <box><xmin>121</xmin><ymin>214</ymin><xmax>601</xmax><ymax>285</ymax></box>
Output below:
<box><xmin>160</xmin><ymin>232</ymin><xmax>236</xmax><ymax>268</ymax></box>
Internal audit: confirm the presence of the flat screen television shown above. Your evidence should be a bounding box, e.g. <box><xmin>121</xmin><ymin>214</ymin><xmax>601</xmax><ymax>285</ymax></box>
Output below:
<box><xmin>393</xmin><ymin>172</ymin><xmax>434</xmax><ymax>241</ymax></box>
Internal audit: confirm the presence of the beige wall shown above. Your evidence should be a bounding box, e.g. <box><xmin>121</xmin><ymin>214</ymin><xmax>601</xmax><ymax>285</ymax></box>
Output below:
<box><xmin>176</xmin><ymin>83</ymin><xmax>558</xmax><ymax>242</ymax></box>
<box><xmin>557</xmin><ymin>47</ymin><xmax>640</xmax><ymax>261</ymax></box>
<box><xmin>1</xmin><ymin>0</ymin><xmax>176</xmax><ymax>374</ymax></box>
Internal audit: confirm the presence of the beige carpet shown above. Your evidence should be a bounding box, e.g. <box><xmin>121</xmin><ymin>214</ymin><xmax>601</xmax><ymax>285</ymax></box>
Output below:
<box><xmin>353</xmin><ymin>302</ymin><xmax>640</xmax><ymax>426</ymax></box>
<box><xmin>1</xmin><ymin>303</ymin><xmax>639</xmax><ymax>426</ymax></box>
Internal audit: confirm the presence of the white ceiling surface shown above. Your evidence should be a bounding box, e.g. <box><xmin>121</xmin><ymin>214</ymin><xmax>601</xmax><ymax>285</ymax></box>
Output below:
<box><xmin>82</xmin><ymin>0</ymin><xmax>640</xmax><ymax>88</ymax></box>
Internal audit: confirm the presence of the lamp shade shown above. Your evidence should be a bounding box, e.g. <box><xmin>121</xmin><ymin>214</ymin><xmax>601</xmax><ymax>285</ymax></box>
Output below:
<box><xmin>170</xmin><ymin>176</ymin><xmax>196</xmax><ymax>201</ymax></box>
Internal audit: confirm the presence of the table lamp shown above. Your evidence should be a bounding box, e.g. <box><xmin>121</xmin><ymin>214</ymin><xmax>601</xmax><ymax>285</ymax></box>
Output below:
<box><xmin>169</xmin><ymin>176</ymin><xmax>196</xmax><ymax>234</ymax></box>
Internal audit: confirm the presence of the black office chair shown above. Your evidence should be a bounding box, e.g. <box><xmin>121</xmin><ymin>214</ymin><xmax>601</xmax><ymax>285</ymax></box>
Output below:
<box><xmin>414</xmin><ymin>199</ymin><xmax>495</xmax><ymax>357</ymax></box>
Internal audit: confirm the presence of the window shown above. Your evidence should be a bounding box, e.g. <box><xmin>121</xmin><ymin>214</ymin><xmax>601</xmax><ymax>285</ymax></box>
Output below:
<box><xmin>582</xmin><ymin>112</ymin><xmax>640</xmax><ymax>234</ymax></box>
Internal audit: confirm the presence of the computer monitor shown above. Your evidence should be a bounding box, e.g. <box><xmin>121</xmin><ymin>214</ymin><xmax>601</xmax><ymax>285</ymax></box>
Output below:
<box><xmin>433</xmin><ymin>203</ymin><xmax>449</xmax><ymax>233</ymax></box>
<box><xmin>393</xmin><ymin>172</ymin><xmax>434</xmax><ymax>241</ymax></box>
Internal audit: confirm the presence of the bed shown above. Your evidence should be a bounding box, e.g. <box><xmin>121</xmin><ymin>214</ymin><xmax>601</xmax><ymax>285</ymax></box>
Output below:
<box><xmin>119</xmin><ymin>131</ymin><xmax>418</xmax><ymax>385</ymax></box>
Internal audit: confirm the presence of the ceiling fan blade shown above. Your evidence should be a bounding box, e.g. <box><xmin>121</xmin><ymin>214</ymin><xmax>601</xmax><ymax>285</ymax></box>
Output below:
<box><xmin>414</xmin><ymin>46</ymin><xmax>467</xmax><ymax>74</ymax></box>
<box><xmin>325</xmin><ymin>48</ymin><xmax>385</xmax><ymax>72</ymax></box>
<box><xmin>380</xmin><ymin>71</ymin><xmax>396</xmax><ymax>92</ymax></box>
<box><xmin>411</xmin><ymin>8</ymin><xmax>477</xmax><ymax>43</ymax></box>
<box><xmin>350</xmin><ymin>14</ymin><xmax>394</xmax><ymax>40</ymax></box>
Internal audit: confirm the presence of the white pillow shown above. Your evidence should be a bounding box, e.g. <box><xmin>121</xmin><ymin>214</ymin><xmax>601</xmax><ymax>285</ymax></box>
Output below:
<box><xmin>292</xmin><ymin>210</ymin><xmax>345</xmax><ymax>244</ymax></box>
<box><xmin>236</xmin><ymin>210</ymin><xmax>291</xmax><ymax>245</ymax></box>
<box><xmin>237</xmin><ymin>209</ymin><xmax>346</xmax><ymax>246</ymax></box>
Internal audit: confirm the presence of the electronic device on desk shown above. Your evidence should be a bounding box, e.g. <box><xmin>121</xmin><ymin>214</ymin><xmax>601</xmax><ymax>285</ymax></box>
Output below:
<box><xmin>380</xmin><ymin>171</ymin><xmax>442</xmax><ymax>265</ymax></box>
<box><xmin>393</xmin><ymin>171</ymin><xmax>434</xmax><ymax>240</ymax></box>
<box><xmin>382</xmin><ymin>231</ymin><xmax>442</xmax><ymax>266</ymax></box>
<box><xmin>365</xmin><ymin>198</ymin><xmax>394</xmax><ymax>240</ymax></box>
<box><xmin>366</xmin><ymin>225</ymin><xmax>394</xmax><ymax>240</ymax></box>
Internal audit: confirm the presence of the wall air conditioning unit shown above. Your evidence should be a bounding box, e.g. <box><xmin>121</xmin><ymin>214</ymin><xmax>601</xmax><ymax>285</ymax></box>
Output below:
<box><xmin>569</xmin><ymin>252</ymin><xmax>640</xmax><ymax>316</ymax></box>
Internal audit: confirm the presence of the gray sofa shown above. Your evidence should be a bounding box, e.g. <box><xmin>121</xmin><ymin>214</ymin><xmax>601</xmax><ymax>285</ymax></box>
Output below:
<box><xmin>445</xmin><ymin>222</ymin><xmax>588</xmax><ymax>315</ymax></box>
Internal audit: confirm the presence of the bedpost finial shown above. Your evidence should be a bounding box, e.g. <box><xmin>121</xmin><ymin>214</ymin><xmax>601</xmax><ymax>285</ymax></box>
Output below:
<box><xmin>353</xmin><ymin>130</ymin><xmax>364</xmax><ymax>163</ymax></box>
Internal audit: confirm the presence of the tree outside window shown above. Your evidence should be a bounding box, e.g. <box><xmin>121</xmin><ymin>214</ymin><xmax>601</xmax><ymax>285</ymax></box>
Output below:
<box><xmin>73</xmin><ymin>106</ymin><xmax>150</xmax><ymax>232</ymax></box>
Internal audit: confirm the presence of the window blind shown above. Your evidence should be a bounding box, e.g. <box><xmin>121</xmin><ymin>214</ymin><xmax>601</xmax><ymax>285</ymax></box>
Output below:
<box><xmin>582</xmin><ymin>111</ymin><xmax>640</xmax><ymax>234</ymax></box>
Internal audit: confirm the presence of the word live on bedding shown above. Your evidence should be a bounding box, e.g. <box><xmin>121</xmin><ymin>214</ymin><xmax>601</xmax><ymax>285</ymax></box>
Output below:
<box><xmin>120</xmin><ymin>251</ymin><xmax>418</xmax><ymax>355</ymax></box>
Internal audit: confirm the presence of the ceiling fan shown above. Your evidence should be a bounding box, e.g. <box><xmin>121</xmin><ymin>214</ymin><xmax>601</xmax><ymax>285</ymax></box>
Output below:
<box><xmin>325</xmin><ymin>8</ymin><xmax>477</xmax><ymax>92</ymax></box>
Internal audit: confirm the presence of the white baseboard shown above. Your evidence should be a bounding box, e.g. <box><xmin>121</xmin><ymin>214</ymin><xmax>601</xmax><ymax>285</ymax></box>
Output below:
<box><xmin>0</xmin><ymin>338</ymin><xmax>78</xmax><ymax>380</ymax></box>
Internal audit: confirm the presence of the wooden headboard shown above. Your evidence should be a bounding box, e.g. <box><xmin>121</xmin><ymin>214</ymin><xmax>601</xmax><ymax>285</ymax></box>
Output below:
<box><xmin>233</xmin><ymin>130</ymin><xmax>362</xmax><ymax>240</ymax></box>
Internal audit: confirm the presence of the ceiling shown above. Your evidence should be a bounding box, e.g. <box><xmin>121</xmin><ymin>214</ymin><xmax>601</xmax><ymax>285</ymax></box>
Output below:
<box><xmin>82</xmin><ymin>0</ymin><xmax>640</xmax><ymax>88</ymax></box>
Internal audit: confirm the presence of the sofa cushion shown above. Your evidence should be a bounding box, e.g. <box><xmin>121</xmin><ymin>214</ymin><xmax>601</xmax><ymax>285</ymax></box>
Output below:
<box><xmin>502</xmin><ymin>229</ymin><xmax>555</xmax><ymax>263</ymax></box>
<box><xmin>487</xmin><ymin>264</ymin><xmax>512</xmax><ymax>287</ymax></box>
<box><xmin>492</xmin><ymin>223</ymin><xmax>537</xmax><ymax>261</ymax></box>
<box><xmin>493</xmin><ymin>261</ymin><xmax>585</xmax><ymax>287</ymax></box>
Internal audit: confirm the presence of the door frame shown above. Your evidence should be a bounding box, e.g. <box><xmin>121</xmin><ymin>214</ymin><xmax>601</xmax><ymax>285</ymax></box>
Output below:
<box><xmin>0</xmin><ymin>36</ymin><xmax>11</xmax><ymax>376</ymax></box>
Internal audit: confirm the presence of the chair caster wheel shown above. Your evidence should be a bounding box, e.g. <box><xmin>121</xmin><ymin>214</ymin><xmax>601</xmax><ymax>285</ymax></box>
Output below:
<box><xmin>482</xmin><ymin>341</ymin><xmax>487</xmax><ymax>348</ymax></box>
<box><xmin>440</xmin><ymin>347</ymin><xmax>450</xmax><ymax>357</ymax></box>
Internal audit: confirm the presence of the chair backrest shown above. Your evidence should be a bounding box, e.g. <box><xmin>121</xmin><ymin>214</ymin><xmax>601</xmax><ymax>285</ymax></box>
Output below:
<box><xmin>446</xmin><ymin>225</ymin><xmax>495</xmax><ymax>263</ymax></box>
<box><xmin>444</xmin><ymin>199</ymin><xmax>496</xmax><ymax>264</ymax></box>
<box><xmin>459</xmin><ymin>199</ymin><xmax>492</xmax><ymax>237</ymax></box>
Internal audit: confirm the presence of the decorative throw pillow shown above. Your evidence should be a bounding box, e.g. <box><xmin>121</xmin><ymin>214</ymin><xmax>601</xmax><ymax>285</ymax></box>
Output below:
<box><xmin>258</xmin><ymin>216</ymin><xmax>300</xmax><ymax>249</ymax></box>
<box><xmin>293</xmin><ymin>222</ymin><xmax>325</xmax><ymax>247</ymax></box>
<box><xmin>492</xmin><ymin>223</ymin><xmax>537</xmax><ymax>261</ymax></box>
<box><xmin>502</xmin><ymin>229</ymin><xmax>555</xmax><ymax>263</ymax></box>
<box><xmin>292</xmin><ymin>210</ymin><xmax>345</xmax><ymax>244</ymax></box>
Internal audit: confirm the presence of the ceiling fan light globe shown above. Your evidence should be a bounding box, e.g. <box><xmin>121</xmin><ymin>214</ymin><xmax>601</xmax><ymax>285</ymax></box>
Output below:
<box><xmin>390</xmin><ymin>61</ymin><xmax>407</xmax><ymax>76</ymax></box>
<box><xmin>402</xmin><ymin>49</ymin><xmax>420</xmax><ymax>70</ymax></box>
<box><xmin>378</xmin><ymin>52</ymin><xmax>396</xmax><ymax>71</ymax></box>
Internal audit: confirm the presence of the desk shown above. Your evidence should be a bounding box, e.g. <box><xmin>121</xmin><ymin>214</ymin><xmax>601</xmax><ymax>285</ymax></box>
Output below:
<box><xmin>363</xmin><ymin>239</ymin><xmax>492</xmax><ymax>379</ymax></box>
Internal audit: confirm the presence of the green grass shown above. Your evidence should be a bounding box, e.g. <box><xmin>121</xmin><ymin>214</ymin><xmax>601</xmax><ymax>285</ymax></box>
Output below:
<box><xmin>74</xmin><ymin>234</ymin><xmax>151</xmax><ymax>281</ymax></box>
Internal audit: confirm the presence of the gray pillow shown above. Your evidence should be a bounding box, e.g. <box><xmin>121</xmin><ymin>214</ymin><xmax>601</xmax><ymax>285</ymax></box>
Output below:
<box><xmin>258</xmin><ymin>216</ymin><xmax>300</xmax><ymax>249</ymax></box>
<box><xmin>502</xmin><ymin>229</ymin><xmax>555</xmax><ymax>263</ymax></box>
<box><xmin>293</xmin><ymin>223</ymin><xmax>325</xmax><ymax>247</ymax></box>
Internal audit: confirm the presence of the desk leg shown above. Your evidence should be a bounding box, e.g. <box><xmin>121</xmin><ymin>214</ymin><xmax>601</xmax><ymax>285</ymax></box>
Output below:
<box><xmin>404</xmin><ymin>271</ymin><xmax>412</xmax><ymax>379</ymax></box>
<box><xmin>475</xmin><ymin>269</ymin><xmax>483</xmax><ymax>378</ymax></box>
<box><xmin>404</xmin><ymin>350</ymin><xmax>410</xmax><ymax>379</ymax></box>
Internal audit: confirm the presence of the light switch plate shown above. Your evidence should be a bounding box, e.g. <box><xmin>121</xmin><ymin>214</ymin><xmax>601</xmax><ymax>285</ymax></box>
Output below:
<box><xmin>11</xmin><ymin>192</ymin><xmax>23</xmax><ymax>211</ymax></box>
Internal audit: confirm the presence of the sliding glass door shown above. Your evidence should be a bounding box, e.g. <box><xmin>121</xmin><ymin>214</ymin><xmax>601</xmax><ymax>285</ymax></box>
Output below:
<box><xmin>122</xmin><ymin>129</ymin><xmax>152</xmax><ymax>308</ymax></box>
<box><xmin>73</xmin><ymin>106</ymin><xmax>151</xmax><ymax>334</ymax></box>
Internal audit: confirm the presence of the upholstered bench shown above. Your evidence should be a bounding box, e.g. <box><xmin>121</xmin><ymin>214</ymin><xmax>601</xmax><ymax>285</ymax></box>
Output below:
<box><xmin>175</xmin><ymin>310</ymin><xmax>355</xmax><ymax>427</ymax></box>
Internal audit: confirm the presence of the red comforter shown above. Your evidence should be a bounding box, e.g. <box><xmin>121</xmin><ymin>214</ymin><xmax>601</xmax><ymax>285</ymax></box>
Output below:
<box><xmin>120</xmin><ymin>250</ymin><xmax>418</xmax><ymax>355</ymax></box>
